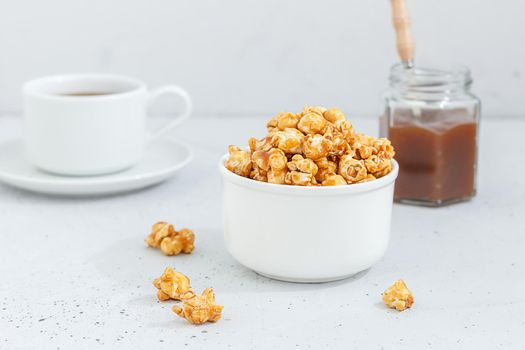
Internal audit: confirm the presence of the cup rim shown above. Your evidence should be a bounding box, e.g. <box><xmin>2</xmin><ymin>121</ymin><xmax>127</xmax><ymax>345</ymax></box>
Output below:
<box><xmin>23</xmin><ymin>73</ymin><xmax>146</xmax><ymax>100</ymax></box>
<box><xmin>219</xmin><ymin>154</ymin><xmax>399</xmax><ymax>196</ymax></box>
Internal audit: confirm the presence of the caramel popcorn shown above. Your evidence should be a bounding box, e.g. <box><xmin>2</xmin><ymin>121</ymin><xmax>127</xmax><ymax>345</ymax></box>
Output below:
<box><xmin>303</xmin><ymin>105</ymin><xmax>327</xmax><ymax>116</ymax></box>
<box><xmin>374</xmin><ymin>138</ymin><xmax>395</xmax><ymax>158</ymax></box>
<box><xmin>160</xmin><ymin>228</ymin><xmax>195</xmax><ymax>256</ymax></box>
<box><xmin>364</xmin><ymin>154</ymin><xmax>391</xmax><ymax>175</ymax></box>
<box><xmin>267</xmin><ymin>148</ymin><xmax>288</xmax><ymax>184</ymax></box>
<box><xmin>145</xmin><ymin>222</ymin><xmax>175</xmax><ymax>248</ymax></box>
<box><xmin>250</xmin><ymin>167</ymin><xmax>268</xmax><ymax>182</ymax></box>
<box><xmin>153</xmin><ymin>267</ymin><xmax>192</xmax><ymax>301</ymax></box>
<box><xmin>321</xmin><ymin>174</ymin><xmax>347</xmax><ymax>186</ymax></box>
<box><xmin>248</xmin><ymin>136</ymin><xmax>273</xmax><ymax>153</ymax></box>
<box><xmin>276</xmin><ymin>111</ymin><xmax>300</xmax><ymax>130</ymax></box>
<box><xmin>225</xmin><ymin>105</ymin><xmax>395</xmax><ymax>186</ymax></box>
<box><xmin>339</xmin><ymin>120</ymin><xmax>355</xmax><ymax>141</ymax></box>
<box><xmin>314</xmin><ymin>157</ymin><xmax>337</xmax><ymax>183</ymax></box>
<box><xmin>172</xmin><ymin>288</ymin><xmax>224</xmax><ymax>325</ymax></box>
<box><xmin>383</xmin><ymin>279</ymin><xmax>414</xmax><ymax>312</ymax></box>
<box><xmin>287</xmin><ymin>154</ymin><xmax>318</xmax><ymax>176</ymax></box>
<box><xmin>272</xmin><ymin>128</ymin><xmax>304</xmax><ymax>154</ymax></box>
<box><xmin>352</xmin><ymin>134</ymin><xmax>376</xmax><ymax>160</ymax></box>
<box><xmin>285</xmin><ymin>170</ymin><xmax>316</xmax><ymax>186</ymax></box>
<box><xmin>297</xmin><ymin>112</ymin><xmax>327</xmax><ymax>134</ymax></box>
<box><xmin>303</xmin><ymin>134</ymin><xmax>332</xmax><ymax>160</ymax></box>
<box><xmin>323</xmin><ymin>107</ymin><xmax>346</xmax><ymax>125</ymax></box>
<box><xmin>145</xmin><ymin>221</ymin><xmax>195</xmax><ymax>256</ymax></box>
<box><xmin>252</xmin><ymin>150</ymin><xmax>270</xmax><ymax>172</ymax></box>
<box><xmin>250</xmin><ymin>150</ymin><xmax>270</xmax><ymax>182</ymax></box>
<box><xmin>357</xmin><ymin>173</ymin><xmax>377</xmax><ymax>183</ymax></box>
<box><xmin>338</xmin><ymin>155</ymin><xmax>367</xmax><ymax>183</ymax></box>
<box><xmin>225</xmin><ymin>145</ymin><xmax>252</xmax><ymax>177</ymax></box>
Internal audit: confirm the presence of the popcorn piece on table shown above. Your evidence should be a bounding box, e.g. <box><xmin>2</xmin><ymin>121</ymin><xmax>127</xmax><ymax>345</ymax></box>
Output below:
<box><xmin>172</xmin><ymin>288</ymin><xmax>224</xmax><ymax>325</ymax></box>
<box><xmin>145</xmin><ymin>221</ymin><xmax>195</xmax><ymax>256</ymax></box>
<box><xmin>382</xmin><ymin>279</ymin><xmax>414</xmax><ymax>312</ymax></box>
<box><xmin>144</xmin><ymin>222</ymin><xmax>176</xmax><ymax>248</ymax></box>
<box><xmin>160</xmin><ymin>228</ymin><xmax>195</xmax><ymax>256</ymax></box>
<box><xmin>153</xmin><ymin>267</ymin><xmax>192</xmax><ymax>301</ymax></box>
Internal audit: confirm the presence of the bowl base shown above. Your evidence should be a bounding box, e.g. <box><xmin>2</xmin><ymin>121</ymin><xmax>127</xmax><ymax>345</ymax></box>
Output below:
<box><xmin>255</xmin><ymin>270</ymin><xmax>364</xmax><ymax>284</ymax></box>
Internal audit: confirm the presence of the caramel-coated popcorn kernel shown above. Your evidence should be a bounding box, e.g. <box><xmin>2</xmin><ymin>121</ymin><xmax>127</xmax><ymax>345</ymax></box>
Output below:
<box><xmin>145</xmin><ymin>222</ymin><xmax>175</xmax><ymax>248</ymax></box>
<box><xmin>250</xmin><ymin>167</ymin><xmax>268</xmax><ymax>182</ymax></box>
<box><xmin>339</xmin><ymin>120</ymin><xmax>355</xmax><ymax>141</ymax></box>
<box><xmin>338</xmin><ymin>155</ymin><xmax>367</xmax><ymax>183</ymax></box>
<box><xmin>357</xmin><ymin>174</ymin><xmax>377</xmax><ymax>183</ymax></box>
<box><xmin>272</xmin><ymin>128</ymin><xmax>304</xmax><ymax>154</ymax></box>
<box><xmin>372</xmin><ymin>162</ymin><xmax>393</xmax><ymax>178</ymax></box>
<box><xmin>297</xmin><ymin>112</ymin><xmax>327</xmax><ymax>134</ymax></box>
<box><xmin>285</xmin><ymin>171</ymin><xmax>316</xmax><ymax>186</ymax></box>
<box><xmin>323</xmin><ymin>107</ymin><xmax>346</xmax><ymax>125</ymax></box>
<box><xmin>383</xmin><ymin>279</ymin><xmax>414</xmax><ymax>311</ymax></box>
<box><xmin>314</xmin><ymin>157</ymin><xmax>337</xmax><ymax>183</ymax></box>
<box><xmin>322</xmin><ymin>174</ymin><xmax>347</xmax><ymax>186</ymax></box>
<box><xmin>267</xmin><ymin>148</ymin><xmax>288</xmax><ymax>184</ymax></box>
<box><xmin>287</xmin><ymin>154</ymin><xmax>318</xmax><ymax>176</ymax></box>
<box><xmin>172</xmin><ymin>288</ymin><xmax>224</xmax><ymax>325</ymax></box>
<box><xmin>248</xmin><ymin>136</ymin><xmax>273</xmax><ymax>153</ymax></box>
<box><xmin>160</xmin><ymin>228</ymin><xmax>195</xmax><ymax>256</ymax></box>
<box><xmin>153</xmin><ymin>267</ymin><xmax>192</xmax><ymax>301</ymax></box>
<box><xmin>145</xmin><ymin>222</ymin><xmax>195</xmax><ymax>256</ymax></box>
<box><xmin>303</xmin><ymin>134</ymin><xmax>332</xmax><ymax>160</ymax></box>
<box><xmin>276</xmin><ymin>111</ymin><xmax>300</xmax><ymax>130</ymax></box>
<box><xmin>364</xmin><ymin>154</ymin><xmax>391</xmax><ymax>174</ymax></box>
<box><xmin>252</xmin><ymin>150</ymin><xmax>270</xmax><ymax>172</ymax></box>
<box><xmin>225</xmin><ymin>145</ymin><xmax>252</xmax><ymax>177</ymax></box>
<box><xmin>302</xmin><ymin>105</ymin><xmax>327</xmax><ymax>116</ymax></box>
<box><xmin>374</xmin><ymin>138</ymin><xmax>395</xmax><ymax>158</ymax></box>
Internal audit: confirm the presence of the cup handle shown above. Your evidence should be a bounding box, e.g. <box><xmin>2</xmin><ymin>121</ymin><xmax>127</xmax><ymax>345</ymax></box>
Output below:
<box><xmin>147</xmin><ymin>85</ymin><xmax>192</xmax><ymax>143</ymax></box>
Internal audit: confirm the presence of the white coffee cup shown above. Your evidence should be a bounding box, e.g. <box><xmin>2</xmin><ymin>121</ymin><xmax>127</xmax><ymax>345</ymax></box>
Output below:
<box><xmin>23</xmin><ymin>74</ymin><xmax>192</xmax><ymax>175</ymax></box>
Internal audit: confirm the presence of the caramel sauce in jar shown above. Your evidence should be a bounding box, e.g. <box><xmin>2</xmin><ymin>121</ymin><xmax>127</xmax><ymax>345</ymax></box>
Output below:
<box><xmin>381</xmin><ymin>65</ymin><xmax>480</xmax><ymax>206</ymax></box>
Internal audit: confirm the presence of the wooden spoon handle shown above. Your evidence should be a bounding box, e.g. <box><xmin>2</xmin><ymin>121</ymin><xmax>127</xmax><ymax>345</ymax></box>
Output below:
<box><xmin>391</xmin><ymin>0</ymin><xmax>415</xmax><ymax>66</ymax></box>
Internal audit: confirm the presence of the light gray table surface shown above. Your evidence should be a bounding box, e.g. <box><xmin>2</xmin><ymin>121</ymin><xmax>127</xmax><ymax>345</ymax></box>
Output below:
<box><xmin>0</xmin><ymin>114</ymin><xmax>524</xmax><ymax>350</ymax></box>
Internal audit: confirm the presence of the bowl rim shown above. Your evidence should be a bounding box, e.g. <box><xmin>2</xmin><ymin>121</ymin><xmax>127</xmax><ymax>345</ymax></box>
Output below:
<box><xmin>219</xmin><ymin>154</ymin><xmax>398</xmax><ymax>196</ymax></box>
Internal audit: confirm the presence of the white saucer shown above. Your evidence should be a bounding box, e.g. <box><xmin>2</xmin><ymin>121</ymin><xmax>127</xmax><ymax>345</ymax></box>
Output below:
<box><xmin>0</xmin><ymin>138</ymin><xmax>192</xmax><ymax>196</ymax></box>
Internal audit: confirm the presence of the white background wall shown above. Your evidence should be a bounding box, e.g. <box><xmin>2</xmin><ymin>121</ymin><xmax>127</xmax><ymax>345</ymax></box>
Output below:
<box><xmin>0</xmin><ymin>0</ymin><xmax>524</xmax><ymax>118</ymax></box>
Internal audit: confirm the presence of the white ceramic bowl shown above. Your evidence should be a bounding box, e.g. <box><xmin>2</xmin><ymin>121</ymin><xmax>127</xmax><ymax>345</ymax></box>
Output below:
<box><xmin>219</xmin><ymin>156</ymin><xmax>399</xmax><ymax>283</ymax></box>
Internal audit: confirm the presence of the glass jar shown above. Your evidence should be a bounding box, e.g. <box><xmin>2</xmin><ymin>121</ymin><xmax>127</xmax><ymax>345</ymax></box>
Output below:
<box><xmin>380</xmin><ymin>64</ymin><xmax>480</xmax><ymax>206</ymax></box>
